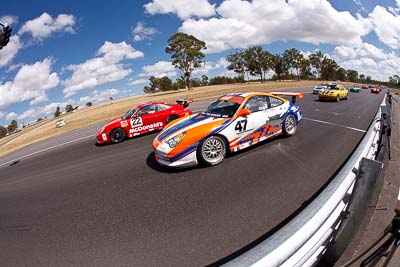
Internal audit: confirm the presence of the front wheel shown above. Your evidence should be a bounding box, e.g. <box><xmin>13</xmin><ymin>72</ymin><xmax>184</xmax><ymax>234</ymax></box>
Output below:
<box><xmin>110</xmin><ymin>128</ymin><xmax>126</xmax><ymax>143</ymax></box>
<box><xmin>345</xmin><ymin>93</ymin><xmax>349</xmax><ymax>100</ymax></box>
<box><xmin>197</xmin><ymin>135</ymin><xmax>227</xmax><ymax>166</ymax></box>
<box><xmin>336</xmin><ymin>95</ymin><xmax>340</xmax><ymax>102</ymax></box>
<box><xmin>283</xmin><ymin>114</ymin><xmax>297</xmax><ymax>136</ymax></box>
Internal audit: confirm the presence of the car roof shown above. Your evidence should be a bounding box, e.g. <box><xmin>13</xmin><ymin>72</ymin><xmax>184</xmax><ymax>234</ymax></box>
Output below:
<box><xmin>135</xmin><ymin>101</ymin><xmax>166</xmax><ymax>109</ymax></box>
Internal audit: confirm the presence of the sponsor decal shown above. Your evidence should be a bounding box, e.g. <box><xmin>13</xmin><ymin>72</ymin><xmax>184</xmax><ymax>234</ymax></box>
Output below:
<box><xmin>129</xmin><ymin>122</ymin><xmax>163</xmax><ymax>133</ymax></box>
<box><xmin>130</xmin><ymin>117</ymin><xmax>143</xmax><ymax>127</ymax></box>
<box><xmin>120</xmin><ymin>120</ymin><xmax>129</xmax><ymax>127</ymax></box>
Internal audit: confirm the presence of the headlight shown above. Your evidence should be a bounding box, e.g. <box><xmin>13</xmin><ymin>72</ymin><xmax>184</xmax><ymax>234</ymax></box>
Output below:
<box><xmin>165</xmin><ymin>131</ymin><xmax>186</xmax><ymax>148</ymax></box>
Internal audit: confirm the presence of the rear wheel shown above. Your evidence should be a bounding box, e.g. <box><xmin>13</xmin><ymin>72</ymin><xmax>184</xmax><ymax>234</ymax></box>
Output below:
<box><xmin>336</xmin><ymin>95</ymin><xmax>340</xmax><ymax>102</ymax></box>
<box><xmin>283</xmin><ymin>114</ymin><xmax>297</xmax><ymax>136</ymax></box>
<box><xmin>345</xmin><ymin>93</ymin><xmax>349</xmax><ymax>100</ymax></box>
<box><xmin>197</xmin><ymin>135</ymin><xmax>227</xmax><ymax>166</ymax></box>
<box><xmin>166</xmin><ymin>114</ymin><xmax>180</xmax><ymax>124</ymax></box>
<box><xmin>110</xmin><ymin>128</ymin><xmax>126</xmax><ymax>143</ymax></box>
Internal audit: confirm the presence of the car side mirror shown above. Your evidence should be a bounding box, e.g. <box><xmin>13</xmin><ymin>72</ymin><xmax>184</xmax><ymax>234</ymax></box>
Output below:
<box><xmin>238</xmin><ymin>108</ymin><xmax>251</xmax><ymax>117</ymax></box>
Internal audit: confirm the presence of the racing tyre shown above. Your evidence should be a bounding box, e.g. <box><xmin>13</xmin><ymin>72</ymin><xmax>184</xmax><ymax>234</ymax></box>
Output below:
<box><xmin>110</xmin><ymin>128</ymin><xmax>126</xmax><ymax>143</ymax></box>
<box><xmin>345</xmin><ymin>93</ymin><xmax>349</xmax><ymax>100</ymax></box>
<box><xmin>283</xmin><ymin>114</ymin><xmax>297</xmax><ymax>136</ymax></box>
<box><xmin>336</xmin><ymin>95</ymin><xmax>340</xmax><ymax>102</ymax></box>
<box><xmin>166</xmin><ymin>114</ymin><xmax>180</xmax><ymax>124</ymax></box>
<box><xmin>197</xmin><ymin>135</ymin><xmax>227</xmax><ymax>166</ymax></box>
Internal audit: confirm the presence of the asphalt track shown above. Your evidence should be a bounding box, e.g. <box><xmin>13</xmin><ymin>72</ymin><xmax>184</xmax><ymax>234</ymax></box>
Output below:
<box><xmin>0</xmin><ymin>88</ymin><xmax>385</xmax><ymax>266</ymax></box>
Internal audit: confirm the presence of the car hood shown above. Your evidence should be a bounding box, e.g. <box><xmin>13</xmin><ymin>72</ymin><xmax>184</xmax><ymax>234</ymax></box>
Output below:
<box><xmin>156</xmin><ymin>113</ymin><xmax>231</xmax><ymax>144</ymax></box>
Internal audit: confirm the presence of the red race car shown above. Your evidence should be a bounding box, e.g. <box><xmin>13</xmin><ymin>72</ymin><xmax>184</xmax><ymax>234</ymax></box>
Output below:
<box><xmin>370</xmin><ymin>87</ymin><xmax>380</xmax><ymax>94</ymax></box>
<box><xmin>96</xmin><ymin>99</ymin><xmax>193</xmax><ymax>144</ymax></box>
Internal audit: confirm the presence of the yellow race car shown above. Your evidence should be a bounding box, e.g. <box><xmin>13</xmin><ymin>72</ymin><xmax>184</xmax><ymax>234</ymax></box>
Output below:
<box><xmin>318</xmin><ymin>84</ymin><xmax>349</xmax><ymax>102</ymax></box>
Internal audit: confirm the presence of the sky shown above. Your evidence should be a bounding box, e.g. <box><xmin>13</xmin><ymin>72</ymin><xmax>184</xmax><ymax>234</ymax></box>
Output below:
<box><xmin>1</xmin><ymin>0</ymin><xmax>400</xmax><ymax>126</ymax></box>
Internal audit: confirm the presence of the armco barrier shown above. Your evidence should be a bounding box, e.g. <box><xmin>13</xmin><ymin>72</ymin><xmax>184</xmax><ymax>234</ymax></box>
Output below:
<box><xmin>223</xmin><ymin>94</ymin><xmax>388</xmax><ymax>267</ymax></box>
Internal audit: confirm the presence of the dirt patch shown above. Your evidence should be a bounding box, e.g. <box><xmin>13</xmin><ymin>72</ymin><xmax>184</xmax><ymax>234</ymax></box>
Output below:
<box><xmin>0</xmin><ymin>80</ymin><xmax>355</xmax><ymax>157</ymax></box>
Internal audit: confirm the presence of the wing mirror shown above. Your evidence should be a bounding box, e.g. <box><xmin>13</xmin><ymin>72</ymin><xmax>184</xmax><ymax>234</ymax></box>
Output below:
<box><xmin>238</xmin><ymin>108</ymin><xmax>251</xmax><ymax>117</ymax></box>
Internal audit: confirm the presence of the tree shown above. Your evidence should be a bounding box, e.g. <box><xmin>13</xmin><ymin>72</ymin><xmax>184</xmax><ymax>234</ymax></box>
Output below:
<box><xmin>65</xmin><ymin>104</ymin><xmax>74</xmax><ymax>113</ymax></box>
<box><xmin>309</xmin><ymin>50</ymin><xmax>326</xmax><ymax>79</ymax></box>
<box><xmin>143</xmin><ymin>76</ymin><xmax>174</xmax><ymax>93</ymax></box>
<box><xmin>54</xmin><ymin>106</ymin><xmax>61</xmax><ymax>118</ymax></box>
<box><xmin>243</xmin><ymin>46</ymin><xmax>272</xmax><ymax>83</ymax></box>
<box><xmin>37</xmin><ymin>117</ymin><xmax>43</xmax><ymax>122</ymax></box>
<box><xmin>86</xmin><ymin>102</ymin><xmax>93</xmax><ymax>107</ymax></box>
<box><xmin>283</xmin><ymin>48</ymin><xmax>304</xmax><ymax>80</ymax></box>
<box><xmin>201</xmin><ymin>75</ymin><xmax>209</xmax><ymax>86</ymax></box>
<box><xmin>299</xmin><ymin>58</ymin><xmax>313</xmax><ymax>80</ymax></box>
<box><xmin>320</xmin><ymin>58</ymin><xmax>339</xmax><ymax>80</ymax></box>
<box><xmin>366</xmin><ymin>75</ymin><xmax>372</xmax><ymax>83</ymax></box>
<box><xmin>7</xmin><ymin>119</ymin><xmax>18</xmax><ymax>133</ymax></box>
<box><xmin>359</xmin><ymin>74</ymin><xmax>365</xmax><ymax>81</ymax></box>
<box><xmin>227</xmin><ymin>51</ymin><xmax>246</xmax><ymax>81</ymax></box>
<box><xmin>270</xmin><ymin>54</ymin><xmax>288</xmax><ymax>81</ymax></box>
<box><xmin>0</xmin><ymin>125</ymin><xmax>7</xmax><ymax>138</ymax></box>
<box><xmin>165</xmin><ymin>32</ymin><xmax>206</xmax><ymax>90</ymax></box>
<box><xmin>346</xmin><ymin>69</ymin><xmax>358</xmax><ymax>82</ymax></box>
<box><xmin>336</xmin><ymin>67</ymin><xmax>346</xmax><ymax>81</ymax></box>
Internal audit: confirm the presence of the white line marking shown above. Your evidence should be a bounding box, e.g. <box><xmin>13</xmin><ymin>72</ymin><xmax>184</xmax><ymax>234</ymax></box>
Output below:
<box><xmin>302</xmin><ymin>117</ymin><xmax>366</xmax><ymax>133</ymax></box>
<box><xmin>0</xmin><ymin>135</ymin><xmax>93</xmax><ymax>168</ymax></box>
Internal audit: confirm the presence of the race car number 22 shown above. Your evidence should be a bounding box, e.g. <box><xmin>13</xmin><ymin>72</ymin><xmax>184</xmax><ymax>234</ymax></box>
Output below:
<box><xmin>130</xmin><ymin>117</ymin><xmax>143</xmax><ymax>127</ymax></box>
<box><xmin>235</xmin><ymin>119</ymin><xmax>247</xmax><ymax>133</ymax></box>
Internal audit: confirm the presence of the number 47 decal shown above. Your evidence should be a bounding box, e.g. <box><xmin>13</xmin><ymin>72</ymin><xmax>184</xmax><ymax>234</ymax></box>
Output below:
<box><xmin>235</xmin><ymin>119</ymin><xmax>248</xmax><ymax>133</ymax></box>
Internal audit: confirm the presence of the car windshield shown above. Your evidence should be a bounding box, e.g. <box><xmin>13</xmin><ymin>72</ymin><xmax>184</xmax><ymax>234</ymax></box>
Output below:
<box><xmin>122</xmin><ymin>108</ymin><xmax>136</xmax><ymax>119</ymax></box>
<box><xmin>328</xmin><ymin>85</ymin><xmax>338</xmax><ymax>90</ymax></box>
<box><xmin>202</xmin><ymin>100</ymin><xmax>241</xmax><ymax>118</ymax></box>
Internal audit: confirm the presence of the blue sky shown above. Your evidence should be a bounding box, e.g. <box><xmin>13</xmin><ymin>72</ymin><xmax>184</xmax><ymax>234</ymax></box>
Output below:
<box><xmin>1</xmin><ymin>0</ymin><xmax>400</xmax><ymax>126</ymax></box>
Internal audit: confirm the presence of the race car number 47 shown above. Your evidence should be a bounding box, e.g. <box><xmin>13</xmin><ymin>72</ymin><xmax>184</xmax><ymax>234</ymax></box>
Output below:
<box><xmin>131</xmin><ymin>117</ymin><xmax>143</xmax><ymax>127</ymax></box>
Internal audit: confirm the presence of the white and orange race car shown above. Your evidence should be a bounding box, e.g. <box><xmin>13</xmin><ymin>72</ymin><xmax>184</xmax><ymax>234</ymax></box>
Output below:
<box><xmin>152</xmin><ymin>92</ymin><xmax>303</xmax><ymax>168</ymax></box>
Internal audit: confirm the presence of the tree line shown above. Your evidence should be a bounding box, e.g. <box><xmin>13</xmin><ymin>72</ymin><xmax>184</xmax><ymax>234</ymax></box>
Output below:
<box><xmin>142</xmin><ymin>32</ymin><xmax>376</xmax><ymax>94</ymax></box>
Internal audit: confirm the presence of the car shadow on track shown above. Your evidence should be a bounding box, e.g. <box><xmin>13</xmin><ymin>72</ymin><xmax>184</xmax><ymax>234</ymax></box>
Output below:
<box><xmin>94</xmin><ymin>131</ymin><xmax>160</xmax><ymax>147</ymax></box>
<box><xmin>146</xmin><ymin>152</ymin><xmax>200</xmax><ymax>173</ymax></box>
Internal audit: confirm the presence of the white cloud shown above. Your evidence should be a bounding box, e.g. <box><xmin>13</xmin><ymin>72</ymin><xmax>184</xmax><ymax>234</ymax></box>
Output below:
<box><xmin>6</xmin><ymin>112</ymin><xmax>17</xmax><ymax>121</ymax></box>
<box><xmin>178</xmin><ymin>0</ymin><xmax>372</xmax><ymax>53</ymax></box>
<box><xmin>129</xmin><ymin>78</ymin><xmax>148</xmax><ymax>85</ymax></box>
<box><xmin>144</xmin><ymin>0</ymin><xmax>216</xmax><ymax>20</ymax></box>
<box><xmin>18</xmin><ymin>12</ymin><xmax>76</xmax><ymax>40</ymax></box>
<box><xmin>0</xmin><ymin>36</ymin><xmax>22</xmax><ymax>67</ymax></box>
<box><xmin>0</xmin><ymin>58</ymin><xmax>59</xmax><ymax>109</ymax></box>
<box><xmin>339</xmin><ymin>52</ymin><xmax>400</xmax><ymax>81</ymax></box>
<box><xmin>63</xmin><ymin>41</ymin><xmax>144</xmax><ymax>97</ymax></box>
<box><xmin>334</xmin><ymin>43</ymin><xmax>386</xmax><ymax>59</ymax></box>
<box><xmin>78</xmin><ymin>88</ymin><xmax>119</xmax><ymax>105</ymax></box>
<box><xmin>334</xmin><ymin>46</ymin><xmax>357</xmax><ymax>58</ymax></box>
<box><xmin>0</xmin><ymin>15</ymin><xmax>19</xmax><ymax>26</ymax></box>
<box><xmin>132</xmin><ymin>21</ymin><xmax>158</xmax><ymax>41</ymax></box>
<box><xmin>15</xmin><ymin>101</ymin><xmax>71</xmax><ymax>121</ymax></box>
<box><xmin>352</xmin><ymin>0</ymin><xmax>367</xmax><ymax>13</ymax></box>
<box><xmin>369</xmin><ymin>5</ymin><xmax>400</xmax><ymax>49</ymax></box>
<box><xmin>193</xmin><ymin>57</ymin><xmax>228</xmax><ymax>76</ymax></box>
<box><xmin>139</xmin><ymin>61</ymin><xmax>177</xmax><ymax>78</ymax></box>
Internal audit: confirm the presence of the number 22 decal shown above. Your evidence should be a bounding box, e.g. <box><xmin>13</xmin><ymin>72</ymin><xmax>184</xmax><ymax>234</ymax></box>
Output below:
<box><xmin>235</xmin><ymin>119</ymin><xmax>247</xmax><ymax>133</ymax></box>
<box><xmin>131</xmin><ymin>117</ymin><xmax>143</xmax><ymax>127</ymax></box>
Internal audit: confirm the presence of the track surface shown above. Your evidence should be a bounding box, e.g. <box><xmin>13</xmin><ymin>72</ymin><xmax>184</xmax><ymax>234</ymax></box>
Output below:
<box><xmin>0</xmin><ymin>89</ymin><xmax>384</xmax><ymax>266</ymax></box>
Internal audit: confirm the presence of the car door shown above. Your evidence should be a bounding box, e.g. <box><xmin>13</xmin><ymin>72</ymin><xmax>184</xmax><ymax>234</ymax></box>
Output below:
<box><xmin>130</xmin><ymin>104</ymin><xmax>160</xmax><ymax>136</ymax></box>
<box><xmin>231</xmin><ymin>96</ymin><xmax>270</xmax><ymax>148</ymax></box>
<box><xmin>156</xmin><ymin>104</ymin><xmax>173</xmax><ymax>126</ymax></box>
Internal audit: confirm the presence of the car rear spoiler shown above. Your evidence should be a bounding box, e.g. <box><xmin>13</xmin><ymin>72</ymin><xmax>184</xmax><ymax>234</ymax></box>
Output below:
<box><xmin>271</xmin><ymin>92</ymin><xmax>304</xmax><ymax>103</ymax></box>
<box><xmin>176</xmin><ymin>98</ymin><xmax>193</xmax><ymax>108</ymax></box>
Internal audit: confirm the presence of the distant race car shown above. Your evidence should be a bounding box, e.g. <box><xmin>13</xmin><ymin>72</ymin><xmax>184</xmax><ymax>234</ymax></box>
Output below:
<box><xmin>371</xmin><ymin>87</ymin><xmax>380</xmax><ymax>94</ymax></box>
<box><xmin>153</xmin><ymin>92</ymin><xmax>303</xmax><ymax>168</ymax></box>
<box><xmin>96</xmin><ymin>99</ymin><xmax>193</xmax><ymax>144</ymax></box>
<box><xmin>313</xmin><ymin>83</ymin><xmax>329</xmax><ymax>94</ymax></box>
<box><xmin>362</xmin><ymin>84</ymin><xmax>368</xmax><ymax>89</ymax></box>
<box><xmin>350</xmin><ymin>85</ymin><xmax>361</xmax><ymax>93</ymax></box>
<box><xmin>318</xmin><ymin>84</ymin><xmax>349</xmax><ymax>102</ymax></box>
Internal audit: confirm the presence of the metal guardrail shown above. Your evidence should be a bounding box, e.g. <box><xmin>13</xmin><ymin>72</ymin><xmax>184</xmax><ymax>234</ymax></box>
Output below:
<box><xmin>223</xmin><ymin>94</ymin><xmax>388</xmax><ymax>267</ymax></box>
